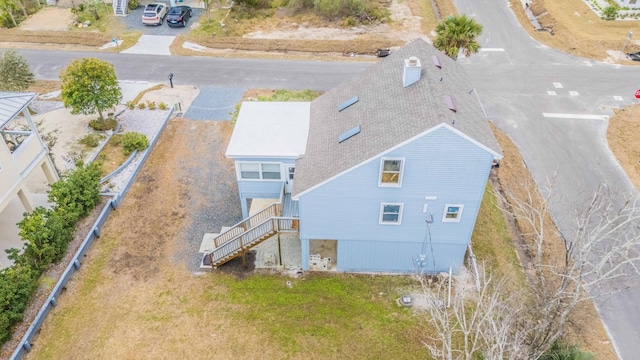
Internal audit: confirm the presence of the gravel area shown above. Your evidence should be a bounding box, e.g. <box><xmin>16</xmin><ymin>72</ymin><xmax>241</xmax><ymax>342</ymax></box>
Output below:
<box><xmin>102</xmin><ymin>109</ymin><xmax>170</xmax><ymax>194</ymax></box>
<box><xmin>30</xmin><ymin>101</ymin><xmax>64</xmax><ymax>114</ymax></box>
<box><xmin>117</xmin><ymin>6</ymin><xmax>203</xmax><ymax>35</ymax></box>
<box><xmin>183</xmin><ymin>86</ymin><xmax>246</xmax><ymax>120</ymax></box>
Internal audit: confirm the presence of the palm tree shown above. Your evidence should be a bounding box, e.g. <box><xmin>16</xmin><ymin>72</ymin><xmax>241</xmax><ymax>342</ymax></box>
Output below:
<box><xmin>434</xmin><ymin>15</ymin><xmax>483</xmax><ymax>60</ymax></box>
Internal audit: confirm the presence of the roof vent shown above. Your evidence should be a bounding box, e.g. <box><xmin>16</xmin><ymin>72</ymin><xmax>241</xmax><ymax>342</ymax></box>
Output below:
<box><xmin>338</xmin><ymin>125</ymin><xmax>361</xmax><ymax>143</ymax></box>
<box><xmin>445</xmin><ymin>95</ymin><xmax>457</xmax><ymax>112</ymax></box>
<box><xmin>403</xmin><ymin>56</ymin><xmax>422</xmax><ymax>88</ymax></box>
<box><xmin>338</xmin><ymin>96</ymin><xmax>359</xmax><ymax>112</ymax></box>
<box><xmin>432</xmin><ymin>55</ymin><xmax>441</xmax><ymax>68</ymax></box>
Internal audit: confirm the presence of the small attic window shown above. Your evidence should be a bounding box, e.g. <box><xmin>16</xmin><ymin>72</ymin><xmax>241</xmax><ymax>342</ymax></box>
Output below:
<box><xmin>432</xmin><ymin>55</ymin><xmax>441</xmax><ymax>68</ymax></box>
<box><xmin>338</xmin><ymin>96</ymin><xmax>359</xmax><ymax>112</ymax></box>
<box><xmin>338</xmin><ymin>125</ymin><xmax>361</xmax><ymax>143</ymax></box>
<box><xmin>445</xmin><ymin>96</ymin><xmax>457</xmax><ymax>112</ymax></box>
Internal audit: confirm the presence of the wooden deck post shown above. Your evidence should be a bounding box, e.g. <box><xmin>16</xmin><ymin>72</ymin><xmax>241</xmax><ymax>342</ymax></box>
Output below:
<box><xmin>277</xmin><ymin>233</ymin><xmax>282</xmax><ymax>266</ymax></box>
<box><xmin>241</xmin><ymin>250</ymin><xmax>247</xmax><ymax>268</ymax></box>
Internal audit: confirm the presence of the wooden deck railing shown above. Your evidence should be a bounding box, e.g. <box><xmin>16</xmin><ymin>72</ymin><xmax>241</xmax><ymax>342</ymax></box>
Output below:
<box><xmin>212</xmin><ymin>202</ymin><xmax>282</xmax><ymax>248</ymax></box>
<box><xmin>207</xmin><ymin>183</ymin><xmax>301</xmax><ymax>267</ymax></box>
<box><xmin>209</xmin><ymin>217</ymin><xmax>297</xmax><ymax>267</ymax></box>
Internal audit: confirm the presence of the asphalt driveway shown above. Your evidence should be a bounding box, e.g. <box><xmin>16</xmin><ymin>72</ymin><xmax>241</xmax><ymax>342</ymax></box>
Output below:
<box><xmin>118</xmin><ymin>4</ymin><xmax>203</xmax><ymax>35</ymax></box>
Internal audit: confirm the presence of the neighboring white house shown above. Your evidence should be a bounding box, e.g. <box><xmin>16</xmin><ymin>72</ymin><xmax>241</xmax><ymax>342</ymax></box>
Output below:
<box><xmin>0</xmin><ymin>92</ymin><xmax>59</xmax><ymax>268</ymax></box>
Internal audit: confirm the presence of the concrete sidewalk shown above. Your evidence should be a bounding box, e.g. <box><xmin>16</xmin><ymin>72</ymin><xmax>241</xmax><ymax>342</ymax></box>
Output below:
<box><xmin>121</xmin><ymin>35</ymin><xmax>176</xmax><ymax>56</ymax></box>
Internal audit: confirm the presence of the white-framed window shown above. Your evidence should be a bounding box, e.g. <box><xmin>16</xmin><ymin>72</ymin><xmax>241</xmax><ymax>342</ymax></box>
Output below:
<box><xmin>442</xmin><ymin>204</ymin><xmax>464</xmax><ymax>222</ymax></box>
<box><xmin>379</xmin><ymin>158</ymin><xmax>404</xmax><ymax>187</ymax></box>
<box><xmin>239</xmin><ymin>163</ymin><xmax>260</xmax><ymax>179</ymax></box>
<box><xmin>261</xmin><ymin>163</ymin><xmax>281</xmax><ymax>179</ymax></box>
<box><xmin>237</xmin><ymin>162</ymin><xmax>282</xmax><ymax>180</ymax></box>
<box><xmin>379</xmin><ymin>202</ymin><xmax>403</xmax><ymax>225</ymax></box>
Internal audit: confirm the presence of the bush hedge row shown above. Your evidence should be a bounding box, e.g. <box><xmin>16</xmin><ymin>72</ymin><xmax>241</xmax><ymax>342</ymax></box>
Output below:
<box><xmin>0</xmin><ymin>163</ymin><xmax>102</xmax><ymax>344</ymax></box>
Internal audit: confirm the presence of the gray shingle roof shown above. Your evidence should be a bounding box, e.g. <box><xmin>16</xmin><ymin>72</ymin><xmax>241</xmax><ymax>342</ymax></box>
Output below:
<box><xmin>292</xmin><ymin>39</ymin><xmax>502</xmax><ymax>198</ymax></box>
<box><xmin>0</xmin><ymin>92</ymin><xmax>36</xmax><ymax>127</ymax></box>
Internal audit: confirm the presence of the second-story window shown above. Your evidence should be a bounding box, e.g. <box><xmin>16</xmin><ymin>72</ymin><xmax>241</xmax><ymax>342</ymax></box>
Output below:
<box><xmin>379</xmin><ymin>158</ymin><xmax>404</xmax><ymax>187</ymax></box>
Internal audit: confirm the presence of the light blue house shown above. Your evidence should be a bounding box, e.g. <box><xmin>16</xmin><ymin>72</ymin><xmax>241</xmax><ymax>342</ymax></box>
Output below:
<box><xmin>213</xmin><ymin>39</ymin><xmax>502</xmax><ymax>274</ymax></box>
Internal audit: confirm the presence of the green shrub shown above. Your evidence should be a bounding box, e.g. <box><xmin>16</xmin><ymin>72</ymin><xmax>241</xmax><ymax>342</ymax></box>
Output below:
<box><xmin>258</xmin><ymin>89</ymin><xmax>321</xmax><ymax>101</ymax></box>
<box><xmin>603</xmin><ymin>5</ymin><xmax>619</xmax><ymax>20</ymax></box>
<box><xmin>126</xmin><ymin>100</ymin><xmax>136</xmax><ymax>110</ymax></box>
<box><xmin>121</xmin><ymin>131</ymin><xmax>149</xmax><ymax>156</ymax></box>
<box><xmin>15</xmin><ymin>207</ymin><xmax>73</xmax><ymax>272</ymax></box>
<box><xmin>89</xmin><ymin>118</ymin><xmax>118</xmax><ymax>131</ymax></box>
<box><xmin>79</xmin><ymin>133</ymin><xmax>104</xmax><ymax>148</ymax></box>
<box><xmin>111</xmin><ymin>134</ymin><xmax>123</xmax><ymax>146</ymax></box>
<box><xmin>540</xmin><ymin>341</ymin><xmax>594</xmax><ymax>360</ymax></box>
<box><xmin>48</xmin><ymin>162</ymin><xmax>102</xmax><ymax>227</ymax></box>
<box><xmin>158</xmin><ymin>102</ymin><xmax>167</xmax><ymax>110</ymax></box>
<box><xmin>0</xmin><ymin>163</ymin><xmax>102</xmax><ymax>344</ymax></box>
<box><xmin>128</xmin><ymin>0</ymin><xmax>140</xmax><ymax>10</ymax></box>
<box><xmin>287</xmin><ymin>0</ymin><xmax>384</xmax><ymax>22</ymax></box>
<box><xmin>0</xmin><ymin>265</ymin><xmax>39</xmax><ymax>343</ymax></box>
<box><xmin>138</xmin><ymin>102</ymin><xmax>146</xmax><ymax>110</ymax></box>
<box><xmin>147</xmin><ymin>101</ymin><xmax>156</xmax><ymax>110</ymax></box>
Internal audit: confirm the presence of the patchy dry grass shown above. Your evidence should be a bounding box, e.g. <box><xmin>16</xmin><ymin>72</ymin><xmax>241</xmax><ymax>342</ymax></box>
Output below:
<box><xmin>95</xmin><ymin>135</ymin><xmax>128</xmax><ymax>177</ymax></box>
<box><xmin>510</xmin><ymin>0</ymin><xmax>640</xmax><ymax>61</ymax></box>
<box><xmin>22</xmin><ymin>120</ymin><xmax>428</xmax><ymax>360</ymax></box>
<box><xmin>607</xmin><ymin>104</ymin><xmax>640</xmax><ymax>189</ymax></box>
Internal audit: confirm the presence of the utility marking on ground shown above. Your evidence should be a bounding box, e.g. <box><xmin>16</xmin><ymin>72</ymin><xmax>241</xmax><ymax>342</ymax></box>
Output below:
<box><xmin>569</xmin><ymin>91</ymin><xmax>579</xmax><ymax>96</ymax></box>
<box><xmin>479</xmin><ymin>48</ymin><xmax>505</xmax><ymax>52</ymax></box>
<box><xmin>542</xmin><ymin>113</ymin><xmax>609</xmax><ymax>120</ymax></box>
<box><xmin>614</xmin><ymin>96</ymin><xmax>624</xmax><ymax>101</ymax></box>
<box><xmin>553</xmin><ymin>82</ymin><xmax>563</xmax><ymax>88</ymax></box>
<box><xmin>547</xmin><ymin>91</ymin><xmax>557</xmax><ymax>96</ymax></box>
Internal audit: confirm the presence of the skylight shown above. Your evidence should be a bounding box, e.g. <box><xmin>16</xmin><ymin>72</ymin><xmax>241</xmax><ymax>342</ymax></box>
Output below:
<box><xmin>338</xmin><ymin>125</ymin><xmax>361</xmax><ymax>143</ymax></box>
<box><xmin>338</xmin><ymin>96</ymin><xmax>359</xmax><ymax>112</ymax></box>
<box><xmin>432</xmin><ymin>55</ymin><xmax>441</xmax><ymax>68</ymax></box>
<box><xmin>445</xmin><ymin>96</ymin><xmax>457</xmax><ymax>112</ymax></box>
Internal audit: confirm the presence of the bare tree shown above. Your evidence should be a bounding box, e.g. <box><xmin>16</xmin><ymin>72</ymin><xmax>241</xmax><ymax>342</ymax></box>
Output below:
<box><xmin>498</xmin><ymin>179</ymin><xmax>640</xmax><ymax>357</ymax></box>
<box><xmin>419</xmin><ymin>268</ymin><xmax>530</xmax><ymax>360</ymax></box>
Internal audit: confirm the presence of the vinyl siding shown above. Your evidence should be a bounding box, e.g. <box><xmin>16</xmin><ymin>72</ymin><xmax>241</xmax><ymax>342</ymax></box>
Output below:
<box><xmin>237</xmin><ymin>180</ymin><xmax>283</xmax><ymax>199</ymax></box>
<box><xmin>337</xmin><ymin>240</ymin><xmax>467</xmax><ymax>273</ymax></box>
<box><xmin>233</xmin><ymin>158</ymin><xmax>295</xmax><ymax>199</ymax></box>
<box><xmin>297</xmin><ymin>126</ymin><xmax>494</xmax><ymax>272</ymax></box>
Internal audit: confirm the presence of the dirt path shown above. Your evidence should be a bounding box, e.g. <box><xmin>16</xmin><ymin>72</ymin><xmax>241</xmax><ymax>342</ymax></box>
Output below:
<box><xmin>18</xmin><ymin>7</ymin><xmax>75</xmax><ymax>31</ymax></box>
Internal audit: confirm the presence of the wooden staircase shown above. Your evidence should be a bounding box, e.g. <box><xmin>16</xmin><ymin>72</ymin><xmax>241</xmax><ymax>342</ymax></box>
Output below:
<box><xmin>205</xmin><ymin>202</ymin><xmax>298</xmax><ymax>268</ymax></box>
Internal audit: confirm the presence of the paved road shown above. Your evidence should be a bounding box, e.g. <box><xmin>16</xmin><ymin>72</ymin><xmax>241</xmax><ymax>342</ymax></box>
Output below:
<box><xmin>11</xmin><ymin>6</ymin><xmax>640</xmax><ymax>355</ymax></box>
<box><xmin>19</xmin><ymin>49</ymin><xmax>371</xmax><ymax>90</ymax></box>
<box><xmin>455</xmin><ymin>0</ymin><xmax>640</xmax><ymax>358</ymax></box>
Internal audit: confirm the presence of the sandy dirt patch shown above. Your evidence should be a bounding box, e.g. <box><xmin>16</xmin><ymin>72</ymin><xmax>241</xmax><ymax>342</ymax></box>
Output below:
<box><xmin>243</xmin><ymin>0</ymin><xmax>426</xmax><ymax>43</ymax></box>
<box><xmin>18</xmin><ymin>7</ymin><xmax>75</xmax><ymax>31</ymax></box>
<box><xmin>36</xmin><ymin>107</ymin><xmax>98</xmax><ymax>171</ymax></box>
<box><xmin>138</xmin><ymin>85</ymin><xmax>200</xmax><ymax>112</ymax></box>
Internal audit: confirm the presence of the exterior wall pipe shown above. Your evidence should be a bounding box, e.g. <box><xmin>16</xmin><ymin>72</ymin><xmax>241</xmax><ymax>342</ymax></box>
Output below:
<box><xmin>447</xmin><ymin>267</ymin><xmax>452</xmax><ymax>308</ymax></box>
<box><xmin>467</xmin><ymin>244</ymin><xmax>481</xmax><ymax>291</ymax></box>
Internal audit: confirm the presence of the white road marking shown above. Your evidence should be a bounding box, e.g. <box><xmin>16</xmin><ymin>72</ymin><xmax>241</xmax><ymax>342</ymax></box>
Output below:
<box><xmin>553</xmin><ymin>82</ymin><xmax>563</xmax><ymax>88</ymax></box>
<box><xmin>614</xmin><ymin>96</ymin><xmax>624</xmax><ymax>101</ymax></box>
<box><xmin>569</xmin><ymin>91</ymin><xmax>579</xmax><ymax>96</ymax></box>
<box><xmin>479</xmin><ymin>48</ymin><xmax>505</xmax><ymax>52</ymax></box>
<box><xmin>547</xmin><ymin>91</ymin><xmax>557</xmax><ymax>95</ymax></box>
<box><xmin>542</xmin><ymin>113</ymin><xmax>609</xmax><ymax>120</ymax></box>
